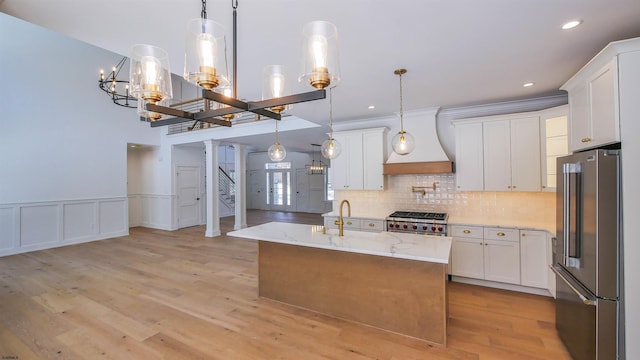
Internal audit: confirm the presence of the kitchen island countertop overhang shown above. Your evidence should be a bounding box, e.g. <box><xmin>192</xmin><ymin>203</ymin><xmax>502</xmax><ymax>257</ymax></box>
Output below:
<box><xmin>228</xmin><ymin>222</ymin><xmax>452</xmax><ymax>346</ymax></box>
<box><xmin>227</xmin><ymin>222</ymin><xmax>452</xmax><ymax>264</ymax></box>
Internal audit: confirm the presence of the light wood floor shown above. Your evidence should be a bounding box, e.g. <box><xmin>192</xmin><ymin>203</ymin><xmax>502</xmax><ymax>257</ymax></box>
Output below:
<box><xmin>0</xmin><ymin>210</ymin><xmax>571</xmax><ymax>359</ymax></box>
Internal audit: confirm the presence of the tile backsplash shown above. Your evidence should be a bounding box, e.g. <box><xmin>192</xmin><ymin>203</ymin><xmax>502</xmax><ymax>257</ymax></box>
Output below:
<box><xmin>332</xmin><ymin>174</ymin><xmax>556</xmax><ymax>232</ymax></box>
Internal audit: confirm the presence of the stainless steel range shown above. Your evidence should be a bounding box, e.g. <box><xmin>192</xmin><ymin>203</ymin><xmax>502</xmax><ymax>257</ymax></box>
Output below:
<box><xmin>386</xmin><ymin>211</ymin><xmax>449</xmax><ymax>236</ymax></box>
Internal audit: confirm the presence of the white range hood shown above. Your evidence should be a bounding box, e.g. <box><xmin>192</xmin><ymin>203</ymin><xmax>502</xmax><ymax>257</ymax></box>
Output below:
<box><xmin>384</xmin><ymin>108</ymin><xmax>454</xmax><ymax>174</ymax></box>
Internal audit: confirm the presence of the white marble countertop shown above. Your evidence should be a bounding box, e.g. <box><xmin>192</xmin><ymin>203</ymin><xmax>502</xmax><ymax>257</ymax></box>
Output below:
<box><xmin>227</xmin><ymin>222</ymin><xmax>452</xmax><ymax>264</ymax></box>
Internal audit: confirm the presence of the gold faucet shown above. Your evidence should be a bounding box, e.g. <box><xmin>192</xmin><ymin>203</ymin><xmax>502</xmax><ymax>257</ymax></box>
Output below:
<box><xmin>335</xmin><ymin>199</ymin><xmax>351</xmax><ymax>236</ymax></box>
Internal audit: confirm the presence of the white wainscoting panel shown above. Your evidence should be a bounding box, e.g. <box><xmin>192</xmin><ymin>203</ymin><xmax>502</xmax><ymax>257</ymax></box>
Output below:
<box><xmin>140</xmin><ymin>195</ymin><xmax>174</xmax><ymax>230</ymax></box>
<box><xmin>0</xmin><ymin>197</ymin><xmax>129</xmax><ymax>257</ymax></box>
<box><xmin>0</xmin><ymin>207</ymin><xmax>16</xmax><ymax>250</ymax></box>
<box><xmin>63</xmin><ymin>202</ymin><xmax>97</xmax><ymax>243</ymax></box>
<box><xmin>128</xmin><ymin>195</ymin><xmax>142</xmax><ymax>227</ymax></box>
<box><xmin>99</xmin><ymin>199</ymin><xmax>127</xmax><ymax>237</ymax></box>
<box><xmin>20</xmin><ymin>204</ymin><xmax>60</xmax><ymax>247</ymax></box>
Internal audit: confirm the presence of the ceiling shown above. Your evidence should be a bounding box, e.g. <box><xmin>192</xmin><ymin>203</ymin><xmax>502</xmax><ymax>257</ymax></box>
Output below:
<box><xmin>3</xmin><ymin>0</ymin><xmax>640</xmax><ymax>153</ymax></box>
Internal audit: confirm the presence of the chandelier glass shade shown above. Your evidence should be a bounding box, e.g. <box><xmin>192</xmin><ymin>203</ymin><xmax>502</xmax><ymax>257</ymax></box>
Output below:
<box><xmin>129</xmin><ymin>44</ymin><xmax>173</xmax><ymax>107</ymax></box>
<box><xmin>391</xmin><ymin>68</ymin><xmax>415</xmax><ymax>155</ymax></box>
<box><xmin>184</xmin><ymin>18</ymin><xmax>229</xmax><ymax>91</ymax></box>
<box><xmin>268</xmin><ymin>120</ymin><xmax>287</xmax><ymax>162</ymax></box>
<box><xmin>262</xmin><ymin>65</ymin><xmax>292</xmax><ymax>114</ymax></box>
<box><xmin>299</xmin><ymin>21</ymin><xmax>341</xmax><ymax>90</ymax></box>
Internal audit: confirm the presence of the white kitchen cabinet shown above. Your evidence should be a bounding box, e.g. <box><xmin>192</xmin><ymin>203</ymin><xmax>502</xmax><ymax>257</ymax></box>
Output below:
<box><xmin>451</xmin><ymin>225</ymin><xmax>485</xmax><ymax>279</ymax></box>
<box><xmin>331</xmin><ymin>132</ymin><xmax>363</xmax><ymax>190</ymax></box>
<box><xmin>483</xmin><ymin>227</ymin><xmax>520</xmax><ymax>284</ymax></box>
<box><xmin>454</xmin><ymin>122</ymin><xmax>484</xmax><ymax>191</ymax></box>
<box><xmin>330</xmin><ymin>128</ymin><xmax>386</xmax><ymax>191</ymax></box>
<box><xmin>563</xmin><ymin>55</ymin><xmax>622</xmax><ymax>152</ymax></box>
<box><xmin>323</xmin><ymin>216</ymin><xmax>384</xmax><ymax>232</ymax></box>
<box><xmin>519</xmin><ymin>230</ymin><xmax>549</xmax><ymax>289</ymax></box>
<box><xmin>539</xmin><ymin>105</ymin><xmax>569</xmax><ymax>192</ymax></box>
<box><xmin>451</xmin><ymin>225</ymin><xmax>532</xmax><ymax>286</ymax></box>
<box><xmin>362</xmin><ymin>130</ymin><xmax>385</xmax><ymax>190</ymax></box>
<box><xmin>483</xmin><ymin>116</ymin><xmax>541</xmax><ymax>192</ymax></box>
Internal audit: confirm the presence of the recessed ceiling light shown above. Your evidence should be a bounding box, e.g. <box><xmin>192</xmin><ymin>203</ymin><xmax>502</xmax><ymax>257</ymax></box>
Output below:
<box><xmin>368</xmin><ymin>105</ymin><xmax>375</xmax><ymax>109</ymax></box>
<box><xmin>562</xmin><ymin>20</ymin><xmax>582</xmax><ymax>30</ymax></box>
<box><xmin>523</xmin><ymin>82</ymin><xmax>535</xmax><ymax>88</ymax></box>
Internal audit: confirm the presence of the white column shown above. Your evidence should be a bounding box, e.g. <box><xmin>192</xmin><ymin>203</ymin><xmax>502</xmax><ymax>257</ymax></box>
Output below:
<box><xmin>233</xmin><ymin>143</ymin><xmax>248</xmax><ymax>230</ymax></box>
<box><xmin>204</xmin><ymin>140</ymin><xmax>221</xmax><ymax>237</ymax></box>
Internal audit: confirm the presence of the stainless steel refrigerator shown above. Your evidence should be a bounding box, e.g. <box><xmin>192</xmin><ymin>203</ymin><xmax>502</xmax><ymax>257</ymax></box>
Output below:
<box><xmin>553</xmin><ymin>148</ymin><xmax>624</xmax><ymax>360</ymax></box>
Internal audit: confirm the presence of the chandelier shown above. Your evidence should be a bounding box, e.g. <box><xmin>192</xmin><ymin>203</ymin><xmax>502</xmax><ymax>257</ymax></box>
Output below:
<box><xmin>306</xmin><ymin>144</ymin><xmax>327</xmax><ymax>175</ymax></box>
<box><xmin>98</xmin><ymin>56</ymin><xmax>137</xmax><ymax>108</ymax></box>
<box><xmin>129</xmin><ymin>0</ymin><xmax>340</xmax><ymax>129</ymax></box>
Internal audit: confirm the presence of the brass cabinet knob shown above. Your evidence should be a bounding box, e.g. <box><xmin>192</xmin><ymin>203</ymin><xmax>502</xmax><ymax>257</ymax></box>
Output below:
<box><xmin>463</xmin><ymin>229</ymin><xmax>471</xmax><ymax>234</ymax></box>
<box><xmin>347</xmin><ymin>221</ymin><xmax>352</xmax><ymax>225</ymax></box>
<box><xmin>581</xmin><ymin>137</ymin><xmax>592</xmax><ymax>143</ymax></box>
<box><xmin>497</xmin><ymin>232</ymin><xmax>505</xmax><ymax>236</ymax></box>
<box><xmin>512</xmin><ymin>185</ymin><xmax>516</xmax><ymax>189</ymax></box>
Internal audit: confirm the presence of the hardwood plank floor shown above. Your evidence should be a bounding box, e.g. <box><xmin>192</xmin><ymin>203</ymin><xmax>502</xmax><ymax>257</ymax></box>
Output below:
<box><xmin>0</xmin><ymin>210</ymin><xmax>571</xmax><ymax>359</ymax></box>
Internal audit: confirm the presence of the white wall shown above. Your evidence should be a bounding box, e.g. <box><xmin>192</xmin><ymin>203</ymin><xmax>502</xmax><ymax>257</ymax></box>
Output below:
<box><xmin>0</xmin><ymin>13</ymin><xmax>163</xmax><ymax>255</ymax></box>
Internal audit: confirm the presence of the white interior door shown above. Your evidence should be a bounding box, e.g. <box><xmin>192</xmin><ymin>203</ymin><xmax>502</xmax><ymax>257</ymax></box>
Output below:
<box><xmin>177</xmin><ymin>166</ymin><xmax>201</xmax><ymax>228</ymax></box>
<box><xmin>248</xmin><ymin>170</ymin><xmax>267</xmax><ymax>210</ymax></box>
<box><xmin>296</xmin><ymin>169</ymin><xmax>310</xmax><ymax>212</ymax></box>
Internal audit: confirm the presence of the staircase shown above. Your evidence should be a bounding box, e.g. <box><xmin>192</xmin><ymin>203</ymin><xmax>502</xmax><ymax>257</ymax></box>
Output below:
<box><xmin>219</xmin><ymin>167</ymin><xmax>235</xmax><ymax>216</ymax></box>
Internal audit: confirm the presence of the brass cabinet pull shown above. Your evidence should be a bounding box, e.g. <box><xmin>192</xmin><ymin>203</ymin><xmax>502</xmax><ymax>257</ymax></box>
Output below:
<box><xmin>369</xmin><ymin>223</ymin><xmax>375</xmax><ymax>227</ymax></box>
<box><xmin>463</xmin><ymin>229</ymin><xmax>471</xmax><ymax>234</ymax></box>
<box><xmin>347</xmin><ymin>221</ymin><xmax>352</xmax><ymax>225</ymax></box>
<box><xmin>497</xmin><ymin>232</ymin><xmax>505</xmax><ymax>236</ymax></box>
<box><xmin>522</xmin><ymin>233</ymin><xmax>526</xmax><ymax>237</ymax></box>
<box><xmin>581</xmin><ymin>137</ymin><xmax>592</xmax><ymax>143</ymax></box>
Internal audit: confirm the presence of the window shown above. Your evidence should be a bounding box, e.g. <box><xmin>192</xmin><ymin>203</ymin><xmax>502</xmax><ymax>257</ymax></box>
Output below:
<box><xmin>265</xmin><ymin>162</ymin><xmax>292</xmax><ymax>170</ymax></box>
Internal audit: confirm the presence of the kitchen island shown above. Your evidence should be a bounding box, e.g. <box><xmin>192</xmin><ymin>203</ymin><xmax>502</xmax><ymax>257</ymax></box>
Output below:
<box><xmin>228</xmin><ymin>222</ymin><xmax>452</xmax><ymax>346</ymax></box>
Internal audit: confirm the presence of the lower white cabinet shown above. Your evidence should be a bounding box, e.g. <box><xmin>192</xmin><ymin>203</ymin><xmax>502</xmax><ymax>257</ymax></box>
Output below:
<box><xmin>323</xmin><ymin>216</ymin><xmax>384</xmax><ymax>232</ymax></box>
<box><xmin>451</xmin><ymin>225</ymin><xmax>550</xmax><ymax>290</ymax></box>
<box><xmin>519</xmin><ymin>229</ymin><xmax>548</xmax><ymax>288</ymax></box>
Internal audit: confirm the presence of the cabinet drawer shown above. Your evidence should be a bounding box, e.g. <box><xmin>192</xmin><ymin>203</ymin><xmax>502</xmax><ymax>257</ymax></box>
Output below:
<box><xmin>343</xmin><ymin>218</ymin><xmax>361</xmax><ymax>230</ymax></box>
<box><xmin>484</xmin><ymin>227</ymin><xmax>519</xmax><ymax>242</ymax></box>
<box><xmin>361</xmin><ymin>219</ymin><xmax>384</xmax><ymax>232</ymax></box>
<box><xmin>451</xmin><ymin>225</ymin><xmax>484</xmax><ymax>238</ymax></box>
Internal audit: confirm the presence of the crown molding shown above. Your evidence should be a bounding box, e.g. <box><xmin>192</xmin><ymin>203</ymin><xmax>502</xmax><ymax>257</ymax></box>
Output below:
<box><xmin>437</xmin><ymin>94</ymin><xmax>568</xmax><ymax>122</ymax></box>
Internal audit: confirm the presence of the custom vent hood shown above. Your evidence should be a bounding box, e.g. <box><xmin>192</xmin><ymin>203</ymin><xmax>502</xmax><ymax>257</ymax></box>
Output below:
<box><xmin>383</xmin><ymin>108</ymin><xmax>454</xmax><ymax>175</ymax></box>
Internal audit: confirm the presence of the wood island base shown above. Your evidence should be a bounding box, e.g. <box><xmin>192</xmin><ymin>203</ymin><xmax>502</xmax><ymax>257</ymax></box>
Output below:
<box><xmin>258</xmin><ymin>241</ymin><xmax>448</xmax><ymax>346</ymax></box>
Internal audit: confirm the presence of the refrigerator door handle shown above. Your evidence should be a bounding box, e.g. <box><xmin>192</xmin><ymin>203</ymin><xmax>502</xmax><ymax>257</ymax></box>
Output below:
<box><xmin>550</xmin><ymin>265</ymin><xmax>596</xmax><ymax>306</ymax></box>
<box><xmin>562</xmin><ymin>162</ymin><xmax>581</xmax><ymax>268</ymax></box>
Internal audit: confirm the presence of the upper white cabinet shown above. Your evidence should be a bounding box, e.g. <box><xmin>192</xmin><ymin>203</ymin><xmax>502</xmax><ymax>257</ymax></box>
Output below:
<box><xmin>454</xmin><ymin>122</ymin><xmax>484</xmax><ymax>191</ymax></box>
<box><xmin>561</xmin><ymin>38</ymin><xmax>640</xmax><ymax>152</ymax></box>
<box><xmin>539</xmin><ymin>105</ymin><xmax>569</xmax><ymax>191</ymax></box>
<box><xmin>564</xmin><ymin>59</ymin><xmax>619</xmax><ymax>151</ymax></box>
<box><xmin>331</xmin><ymin>128</ymin><xmax>387</xmax><ymax>191</ymax></box>
<box><xmin>483</xmin><ymin>116</ymin><xmax>541</xmax><ymax>192</ymax></box>
<box><xmin>454</xmin><ymin>112</ymin><xmax>542</xmax><ymax>192</ymax></box>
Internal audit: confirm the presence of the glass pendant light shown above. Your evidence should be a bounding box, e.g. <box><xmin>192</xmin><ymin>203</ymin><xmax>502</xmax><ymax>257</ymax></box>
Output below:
<box><xmin>268</xmin><ymin>120</ymin><xmax>287</xmax><ymax>161</ymax></box>
<box><xmin>391</xmin><ymin>68</ymin><xmax>415</xmax><ymax>155</ymax></box>
<box><xmin>129</xmin><ymin>44</ymin><xmax>173</xmax><ymax>116</ymax></box>
<box><xmin>299</xmin><ymin>21</ymin><xmax>340</xmax><ymax>89</ymax></box>
<box><xmin>321</xmin><ymin>87</ymin><xmax>342</xmax><ymax>159</ymax></box>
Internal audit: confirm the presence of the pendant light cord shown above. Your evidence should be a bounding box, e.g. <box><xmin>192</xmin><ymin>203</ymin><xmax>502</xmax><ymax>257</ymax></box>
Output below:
<box><xmin>329</xmin><ymin>87</ymin><xmax>334</xmax><ymax>138</ymax></box>
<box><xmin>201</xmin><ymin>0</ymin><xmax>207</xmax><ymax>19</ymax></box>
<box><xmin>398</xmin><ymin>71</ymin><xmax>404</xmax><ymax>133</ymax></box>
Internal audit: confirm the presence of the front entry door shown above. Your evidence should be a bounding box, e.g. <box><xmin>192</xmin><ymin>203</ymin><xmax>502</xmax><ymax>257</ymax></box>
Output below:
<box><xmin>177</xmin><ymin>166</ymin><xmax>200</xmax><ymax>228</ymax></box>
<box><xmin>267</xmin><ymin>170</ymin><xmax>291</xmax><ymax>211</ymax></box>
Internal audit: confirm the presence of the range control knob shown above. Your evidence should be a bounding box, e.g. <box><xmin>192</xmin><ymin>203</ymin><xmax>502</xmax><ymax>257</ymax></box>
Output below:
<box><xmin>422</xmin><ymin>226</ymin><xmax>428</xmax><ymax>230</ymax></box>
<box><xmin>431</xmin><ymin>226</ymin><xmax>437</xmax><ymax>231</ymax></box>
<box><xmin>412</xmin><ymin>225</ymin><xmax>418</xmax><ymax>230</ymax></box>
<box><xmin>395</xmin><ymin>224</ymin><xmax>400</xmax><ymax>228</ymax></box>
<box><xmin>438</xmin><ymin>227</ymin><xmax>443</xmax><ymax>232</ymax></box>
<box><xmin>388</xmin><ymin>223</ymin><xmax>394</xmax><ymax>229</ymax></box>
<box><xmin>403</xmin><ymin>224</ymin><xmax>408</xmax><ymax>229</ymax></box>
